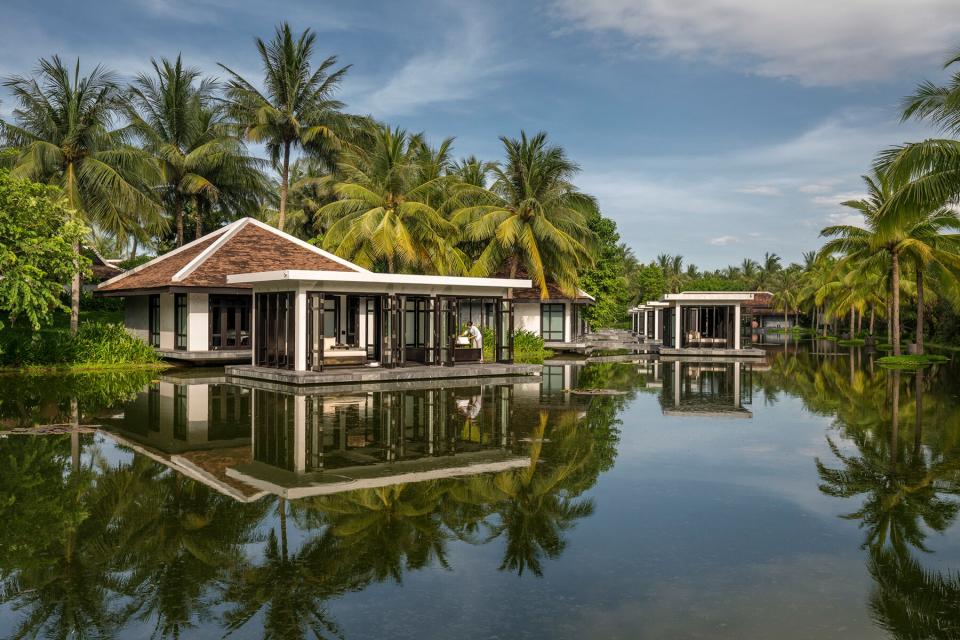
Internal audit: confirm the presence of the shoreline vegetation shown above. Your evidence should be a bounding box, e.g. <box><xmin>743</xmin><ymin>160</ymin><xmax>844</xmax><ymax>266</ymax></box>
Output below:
<box><xmin>1</xmin><ymin>26</ymin><xmax>960</xmax><ymax>363</ymax></box>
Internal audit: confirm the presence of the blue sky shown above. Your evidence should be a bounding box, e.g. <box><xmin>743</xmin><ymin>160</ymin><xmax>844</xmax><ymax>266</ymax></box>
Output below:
<box><xmin>4</xmin><ymin>0</ymin><xmax>960</xmax><ymax>268</ymax></box>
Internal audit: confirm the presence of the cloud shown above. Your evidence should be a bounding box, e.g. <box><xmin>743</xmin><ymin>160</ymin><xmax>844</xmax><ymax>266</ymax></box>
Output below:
<box><xmin>552</xmin><ymin>0</ymin><xmax>960</xmax><ymax>85</ymax></box>
<box><xmin>709</xmin><ymin>235</ymin><xmax>739</xmax><ymax>246</ymax></box>
<box><xmin>735</xmin><ymin>185</ymin><xmax>781</xmax><ymax>196</ymax></box>
<box><xmin>348</xmin><ymin>6</ymin><xmax>515</xmax><ymax>117</ymax></box>
<box><xmin>575</xmin><ymin>108</ymin><xmax>935</xmax><ymax>267</ymax></box>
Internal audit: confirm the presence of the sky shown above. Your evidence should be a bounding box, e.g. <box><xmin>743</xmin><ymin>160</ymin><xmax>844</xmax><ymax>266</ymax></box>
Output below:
<box><xmin>4</xmin><ymin>0</ymin><xmax>960</xmax><ymax>269</ymax></box>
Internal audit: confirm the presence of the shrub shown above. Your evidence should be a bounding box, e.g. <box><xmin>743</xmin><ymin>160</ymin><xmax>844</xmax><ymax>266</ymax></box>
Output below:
<box><xmin>0</xmin><ymin>322</ymin><xmax>159</xmax><ymax>368</ymax></box>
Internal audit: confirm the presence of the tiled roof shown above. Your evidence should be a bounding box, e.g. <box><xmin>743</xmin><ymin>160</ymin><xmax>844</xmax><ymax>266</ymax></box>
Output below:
<box><xmin>98</xmin><ymin>218</ymin><xmax>361</xmax><ymax>293</ymax></box>
<box><xmin>493</xmin><ymin>267</ymin><xmax>594</xmax><ymax>302</ymax></box>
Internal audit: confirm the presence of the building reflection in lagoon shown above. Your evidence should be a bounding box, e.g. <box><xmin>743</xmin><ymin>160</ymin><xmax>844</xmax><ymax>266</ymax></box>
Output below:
<box><xmin>660</xmin><ymin>360</ymin><xmax>755</xmax><ymax>418</ymax></box>
<box><xmin>103</xmin><ymin>373</ymin><xmax>535</xmax><ymax>501</ymax></box>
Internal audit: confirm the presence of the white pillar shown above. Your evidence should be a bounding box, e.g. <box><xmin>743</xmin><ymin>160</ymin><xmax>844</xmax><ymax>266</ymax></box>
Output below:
<box><xmin>733</xmin><ymin>362</ymin><xmax>742</xmax><ymax>408</ymax></box>
<box><xmin>673</xmin><ymin>362</ymin><xmax>681</xmax><ymax>407</ymax></box>
<box><xmin>295</xmin><ymin>288</ymin><xmax>308</xmax><ymax>371</ymax></box>
<box><xmin>293</xmin><ymin>395</ymin><xmax>306</xmax><ymax>473</ymax></box>
<box><xmin>734</xmin><ymin>303</ymin><xmax>741</xmax><ymax>350</ymax></box>
<box><xmin>654</xmin><ymin>309</ymin><xmax>661</xmax><ymax>341</ymax></box>
<box><xmin>674</xmin><ymin>302</ymin><xmax>682</xmax><ymax>348</ymax></box>
<box><xmin>642</xmin><ymin>311</ymin><xmax>648</xmax><ymax>337</ymax></box>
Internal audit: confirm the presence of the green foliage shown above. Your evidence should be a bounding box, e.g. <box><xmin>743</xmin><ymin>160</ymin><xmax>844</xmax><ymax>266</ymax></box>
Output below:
<box><xmin>633</xmin><ymin>263</ymin><xmax>666</xmax><ymax>303</ymax></box>
<box><xmin>0</xmin><ymin>322</ymin><xmax>160</xmax><ymax>368</ymax></box>
<box><xmin>580</xmin><ymin>213</ymin><xmax>632</xmax><ymax>329</ymax></box>
<box><xmin>838</xmin><ymin>338</ymin><xmax>866</xmax><ymax>346</ymax></box>
<box><xmin>117</xmin><ymin>254</ymin><xmax>154</xmax><ymax>270</ymax></box>
<box><xmin>683</xmin><ymin>275</ymin><xmax>749</xmax><ymax>291</ymax></box>
<box><xmin>0</xmin><ymin>170</ymin><xmax>87</xmax><ymax>330</ymax></box>
<box><xmin>513</xmin><ymin>329</ymin><xmax>552</xmax><ymax>363</ymax></box>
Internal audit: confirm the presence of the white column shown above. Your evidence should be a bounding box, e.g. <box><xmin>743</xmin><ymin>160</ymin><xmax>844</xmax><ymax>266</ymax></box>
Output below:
<box><xmin>295</xmin><ymin>288</ymin><xmax>308</xmax><ymax>371</ymax></box>
<box><xmin>674</xmin><ymin>302</ymin><xmax>682</xmax><ymax>348</ymax></box>
<box><xmin>642</xmin><ymin>311</ymin><xmax>648</xmax><ymax>337</ymax></box>
<box><xmin>734</xmin><ymin>303</ymin><xmax>741</xmax><ymax>350</ymax></box>
<box><xmin>673</xmin><ymin>362</ymin><xmax>681</xmax><ymax>407</ymax></box>
<box><xmin>654</xmin><ymin>309</ymin><xmax>660</xmax><ymax>341</ymax></box>
<box><xmin>187</xmin><ymin>293</ymin><xmax>208</xmax><ymax>352</ymax></box>
<box><xmin>293</xmin><ymin>395</ymin><xmax>306</xmax><ymax>473</ymax></box>
<box><xmin>733</xmin><ymin>362</ymin><xmax>742</xmax><ymax>408</ymax></box>
<box><xmin>159</xmin><ymin>293</ymin><xmax>174</xmax><ymax>350</ymax></box>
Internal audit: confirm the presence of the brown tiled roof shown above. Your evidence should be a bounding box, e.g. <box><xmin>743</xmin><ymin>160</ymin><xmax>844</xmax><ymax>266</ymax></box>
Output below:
<box><xmin>98</xmin><ymin>235</ymin><xmax>222</xmax><ymax>292</ymax></box>
<box><xmin>178</xmin><ymin>223</ymin><xmax>356</xmax><ymax>286</ymax></box>
<box><xmin>98</xmin><ymin>219</ymin><xmax>360</xmax><ymax>293</ymax></box>
<box><xmin>493</xmin><ymin>266</ymin><xmax>593</xmax><ymax>302</ymax></box>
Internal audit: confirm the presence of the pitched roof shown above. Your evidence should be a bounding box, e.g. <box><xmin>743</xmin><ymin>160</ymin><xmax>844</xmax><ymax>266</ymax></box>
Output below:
<box><xmin>98</xmin><ymin>218</ymin><xmax>364</xmax><ymax>293</ymax></box>
<box><xmin>492</xmin><ymin>267</ymin><xmax>594</xmax><ymax>302</ymax></box>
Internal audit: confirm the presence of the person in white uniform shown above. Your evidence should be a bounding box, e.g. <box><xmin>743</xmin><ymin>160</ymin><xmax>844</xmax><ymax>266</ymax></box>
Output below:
<box><xmin>465</xmin><ymin>321</ymin><xmax>482</xmax><ymax>360</ymax></box>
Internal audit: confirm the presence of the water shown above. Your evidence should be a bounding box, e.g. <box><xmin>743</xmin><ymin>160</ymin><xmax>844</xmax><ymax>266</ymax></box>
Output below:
<box><xmin>1</xmin><ymin>346</ymin><xmax>959</xmax><ymax>639</ymax></box>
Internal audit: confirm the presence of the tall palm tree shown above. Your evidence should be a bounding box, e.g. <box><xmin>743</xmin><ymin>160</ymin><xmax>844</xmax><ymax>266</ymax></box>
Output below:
<box><xmin>1</xmin><ymin>56</ymin><xmax>161</xmax><ymax>333</ymax></box>
<box><xmin>318</xmin><ymin>125</ymin><xmax>464</xmax><ymax>273</ymax></box>
<box><xmin>656</xmin><ymin>254</ymin><xmax>686</xmax><ymax>293</ymax></box>
<box><xmin>450</xmin><ymin>131</ymin><xmax>595</xmax><ymax>297</ymax></box>
<box><xmin>127</xmin><ymin>55</ymin><xmax>266</xmax><ymax>246</ymax></box>
<box><xmin>219</xmin><ymin>23</ymin><xmax>351</xmax><ymax>232</ymax></box>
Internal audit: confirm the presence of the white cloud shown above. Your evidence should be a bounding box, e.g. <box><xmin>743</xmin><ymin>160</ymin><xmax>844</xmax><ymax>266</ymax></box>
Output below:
<box><xmin>552</xmin><ymin>0</ymin><xmax>960</xmax><ymax>85</ymax></box>
<box><xmin>735</xmin><ymin>185</ymin><xmax>781</xmax><ymax>196</ymax></box>
<box><xmin>709</xmin><ymin>235</ymin><xmax>739</xmax><ymax>246</ymax></box>
<box><xmin>348</xmin><ymin>7</ymin><xmax>515</xmax><ymax>116</ymax></box>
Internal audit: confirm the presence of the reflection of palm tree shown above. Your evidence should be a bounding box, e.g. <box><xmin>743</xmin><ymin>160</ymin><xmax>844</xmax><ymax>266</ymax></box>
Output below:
<box><xmin>110</xmin><ymin>458</ymin><xmax>265</xmax><ymax>639</ymax></box>
<box><xmin>816</xmin><ymin>371</ymin><xmax>960</xmax><ymax>558</ymax></box>
<box><xmin>222</xmin><ymin>497</ymin><xmax>365</xmax><ymax>640</ymax></box>
<box><xmin>482</xmin><ymin>411</ymin><xmax>595</xmax><ymax>576</ymax></box>
<box><xmin>868</xmin><ymin>548</ymin><xmax>960</xmax><ymax>639</ymax></box>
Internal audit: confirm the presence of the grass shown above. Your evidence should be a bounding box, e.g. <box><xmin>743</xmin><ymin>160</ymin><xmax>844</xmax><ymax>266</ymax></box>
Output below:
<box><xmin>877</xmin><ymin>354</ymin><xmax>950</xmax><ymax>369</ymax></box>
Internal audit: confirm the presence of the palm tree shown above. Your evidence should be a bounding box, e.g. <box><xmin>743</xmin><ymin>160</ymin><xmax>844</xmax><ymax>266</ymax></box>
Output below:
<box><xmin>127</xmin><ymin>55</ymin><xmax>266</xmax><ymax>246</ymax></box>
<box><xmin>318</xmin><ymin>125</ymin><xmax>464</xmax><ymax>273</ymax></box>
<box><xmin>219</xmin><ymin>23</ymin><xmax>351</xmax><ymax>232</ymax></box>
<box><xmin>1</xmin><ymin>56</ymin><xmax>161</xmax><ymax>333</ymax></box>
<box><xmin>259</xmin><ymin>157</ymin><xmax>335</xmax><ymax>239</ymax></box>
<box><xmin>657</xmin><ymin>254</ymin><xmax>686</xmax><ymax>293</ymax></box>
<box><xmin>450</xmin><ymin>131</ymin><xmax>595</xmax><ymax>297</ymax></box>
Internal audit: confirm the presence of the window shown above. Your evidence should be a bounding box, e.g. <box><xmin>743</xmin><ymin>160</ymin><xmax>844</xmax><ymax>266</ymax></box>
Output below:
<box><xmin>173</xmin><ymin>384</ymin><xmax>188</xmax><ymax>440</ymax></box>
<box><xmin>209</xmin><ymin>295</ymin><xmax>251</xmax><ymax>350</ymax></box>
<box><xmin>174</xmin><ymin>293</ymin><xmax>188</xmax><ymax>350</ymax></box>
<box><xmin>256</xmin><ymin>292</ymin><xmax>296</xmax><ymax>369</ymax></box>
<box><xmin>541</xmin><ymin>303</ymin><xmax>565</xmax><ymax>342</ymax></box>
<box><xmin>148</xmin><ymin>295</ymin><xmax>160</xmax><ymax>347</ymax></box>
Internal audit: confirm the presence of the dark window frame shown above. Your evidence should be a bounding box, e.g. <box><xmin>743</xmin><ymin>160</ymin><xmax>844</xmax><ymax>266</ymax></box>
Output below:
<box><xmin>148</xmin><ymin>295</ymin><xmax>160</xmax><ymax>348</ymax></box>
<box><xmin>174</xmin><ymin>293</ymin><xmax>188</xmax><ymax>350</ymax></box>
<box><xmin>540</xmin><ymin>303</ymin><xmax>565</xmax><ymax>342</ymax></box>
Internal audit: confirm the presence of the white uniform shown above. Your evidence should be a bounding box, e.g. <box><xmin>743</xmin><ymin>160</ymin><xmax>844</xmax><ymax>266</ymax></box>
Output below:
<box><xmin>467</xmin><ymin>325</ymin><xmax>482</xmax><ymax>350</ymax></box>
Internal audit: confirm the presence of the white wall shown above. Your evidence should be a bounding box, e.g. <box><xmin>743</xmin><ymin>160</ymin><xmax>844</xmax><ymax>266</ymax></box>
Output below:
<box><xmin>187</xmin><ymin>293</ymin><xmax>209</xmax><ymax>351</ymax></box>
<box><xmin>124</xmin><ymin>296</ymin><xmax>149</xmax><ymax>342</ymax></box>
<box><xmin>159</xmin><ymin>293</ymin><xmax>175</xmax><ymax>350</ymax></box>
<box><xmin>514</xmin><ymin>302</ymin><xmax>540</xmax><ymax>335</ymax></box>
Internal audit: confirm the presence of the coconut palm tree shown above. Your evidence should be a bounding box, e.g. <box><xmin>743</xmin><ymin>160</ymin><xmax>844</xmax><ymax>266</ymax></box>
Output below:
<box><xmin>449</xmin><ymin>131</ymin><xmax>595</xmax><ymax>297</ymax></box>
<box><xmin>127</xmin><ymin>55</ymin><xmax>266</xmax><ymax>246</ymax></box>
<box><xmin>318</xmin><ymin>125</ymin><xmax>464</xmax><ymax>274</ymax></box>
<box><xmin>657</xmin><ymin>254</ymin><xmax>686</xmax><ymax>293</ymax></box>
<box><xmin>1</xmin><ymin>56</ymin><xmax>162</xmax><ymax>333</ymax></box>
<box><xmin>219</xmin><ymin>23</ymin><xmax>351</xmax><ymax>232</ymax></box>
<box><xmin>259</xmin><ymin>157</ymin><xmax>335</xmax><ymax>239</ymax></box>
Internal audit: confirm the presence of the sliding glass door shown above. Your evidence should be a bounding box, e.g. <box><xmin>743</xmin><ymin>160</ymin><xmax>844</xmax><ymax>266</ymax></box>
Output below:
<box><xmin>255</xmin><ymin>292</ymin><xmax>295</xmax><ymax>369</ymax></box>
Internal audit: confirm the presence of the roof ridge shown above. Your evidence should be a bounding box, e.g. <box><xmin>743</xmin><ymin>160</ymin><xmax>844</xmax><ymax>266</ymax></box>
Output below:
<box><xmin>172</xmin><ymin>218</ymin><xmax>250</xmax><ymax>282</ymax></box>
<box><xmin>243</xmin><ymin>217</ymin><xmax>368</xmax><ymax>273</ymax></box>
<box><xmin>97</xmin><ymin>222</ymin><xmax>239</xmax><ymax>289</ymax></box>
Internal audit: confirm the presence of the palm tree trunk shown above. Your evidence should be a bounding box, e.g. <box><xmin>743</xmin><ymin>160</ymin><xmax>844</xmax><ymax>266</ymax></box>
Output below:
<box><xmin>891</xmin><ymin>249</ymin><xmax>902</xmax><ymax>356</ymax></box>
<box><xmin>67</xmin><ymin>162</ymin><xmax>80</xmax><ymax>336</ymax></box>
<box><xmin>194</xmin><ymin>201</ymin><xmax>203</xmax><ymax>240</ymax></box>
<box><xmin>70</xmin><ymin>397</ymin><xmax>80</xmax><ymax>473</ymax></box>
<box><xmin>278</xmin><ymin>141</ymin><xmax>291</xmax><ymax>232</ymax></box>
<box><xmin>175</xmin><ymin>194</ymin><xmax>185</xmax><ymax>247</ymax></box>
<box><xmin>849</xmin><ymin>305</ymin><xmax>855</xmax><ymax>337</ymax></box>
<box><xmin>130</xmin><ymin>236</ymin><xmax>138</xmax><ymax>260</ymax></box>
<box><xmin>869</xmin><ymin>306</ymin><xmax>875</xmax><ymax>336</ymax></box>
<box><xmin>279</xmin><ymin>497</ymin><xmax>288</xmax><ymax>561</ymax></box>
<box><xmin>914</xmin><ymin>368</ymin><xmax>924</xmax><ymax>452</ymax></box>
<box><xmin>915</xmin><ymin>268</ymin><xmax>924</xmax><ymax>355</ymax></box>
<box><xmin>890</xmin><ymin>370</ymin><xmax>900</xmax><ymax>465</ymax></box>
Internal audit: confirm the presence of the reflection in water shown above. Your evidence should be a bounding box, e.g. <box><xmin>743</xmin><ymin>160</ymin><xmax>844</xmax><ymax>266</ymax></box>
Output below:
<box><xmin>659</xmin><ymin>361</ymin><xmax>754</xmax><ymax>417</ymax></box>
<box><xmin>0</xmin><ymin>369</ymin><xmax>620</xmax><ymax>639</ymax></box>
<box><xmin>4</xmin><ymin>350</ymin><xmax>960</xmax><ymax>638</ymax></box>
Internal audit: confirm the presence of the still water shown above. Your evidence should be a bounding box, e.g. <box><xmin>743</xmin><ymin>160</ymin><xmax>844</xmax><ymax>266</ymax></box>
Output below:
<box><xmin>1</xmin><ymin>346</ymin><xmax>959</xmax><ymax>639</ymax></box>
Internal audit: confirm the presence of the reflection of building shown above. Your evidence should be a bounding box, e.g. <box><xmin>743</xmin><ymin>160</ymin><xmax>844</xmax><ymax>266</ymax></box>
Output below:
<box><xmin>659</xmin><ymin>361</ymin><xmax>754</xmax><ymax>418</ymax></box>
<box><xmin>103</xmin><ymin>376</ymin><xmax>265</xmax><ymax>501</ymax></box>
<box><xmin>227</xmin><ymin>384</ymin><xmax>528</xmax><ymax>498</ymax></box>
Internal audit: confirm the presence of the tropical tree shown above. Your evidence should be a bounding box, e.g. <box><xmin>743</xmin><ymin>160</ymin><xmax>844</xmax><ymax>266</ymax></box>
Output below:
<box><xmin>450</xmin><ymin>131</ymin><xmax>595</xmax><ymax>297</ymax></box>
<box><xmin>1</xmin><ymin>56</ymin><xmax>161</xmax><ymax>333</ymax></box>
<box><xmin>657</xmin><ymin>254</ymin><xmax>686</xmax><ymax>293</ymax></box>
<box><xmin>318</xmin><ymin>125</ymin><xmax>465</xmax><ymax>273</ymax></box>
<box><xmin>219</xmin><ymin>22</ymin><xmax>351</xmax><ymax>232</ymax></box>
<box><xmin>127</xmin><ymin>55</ymin><xmax>266</xmax><ymax>246</ymax></box>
